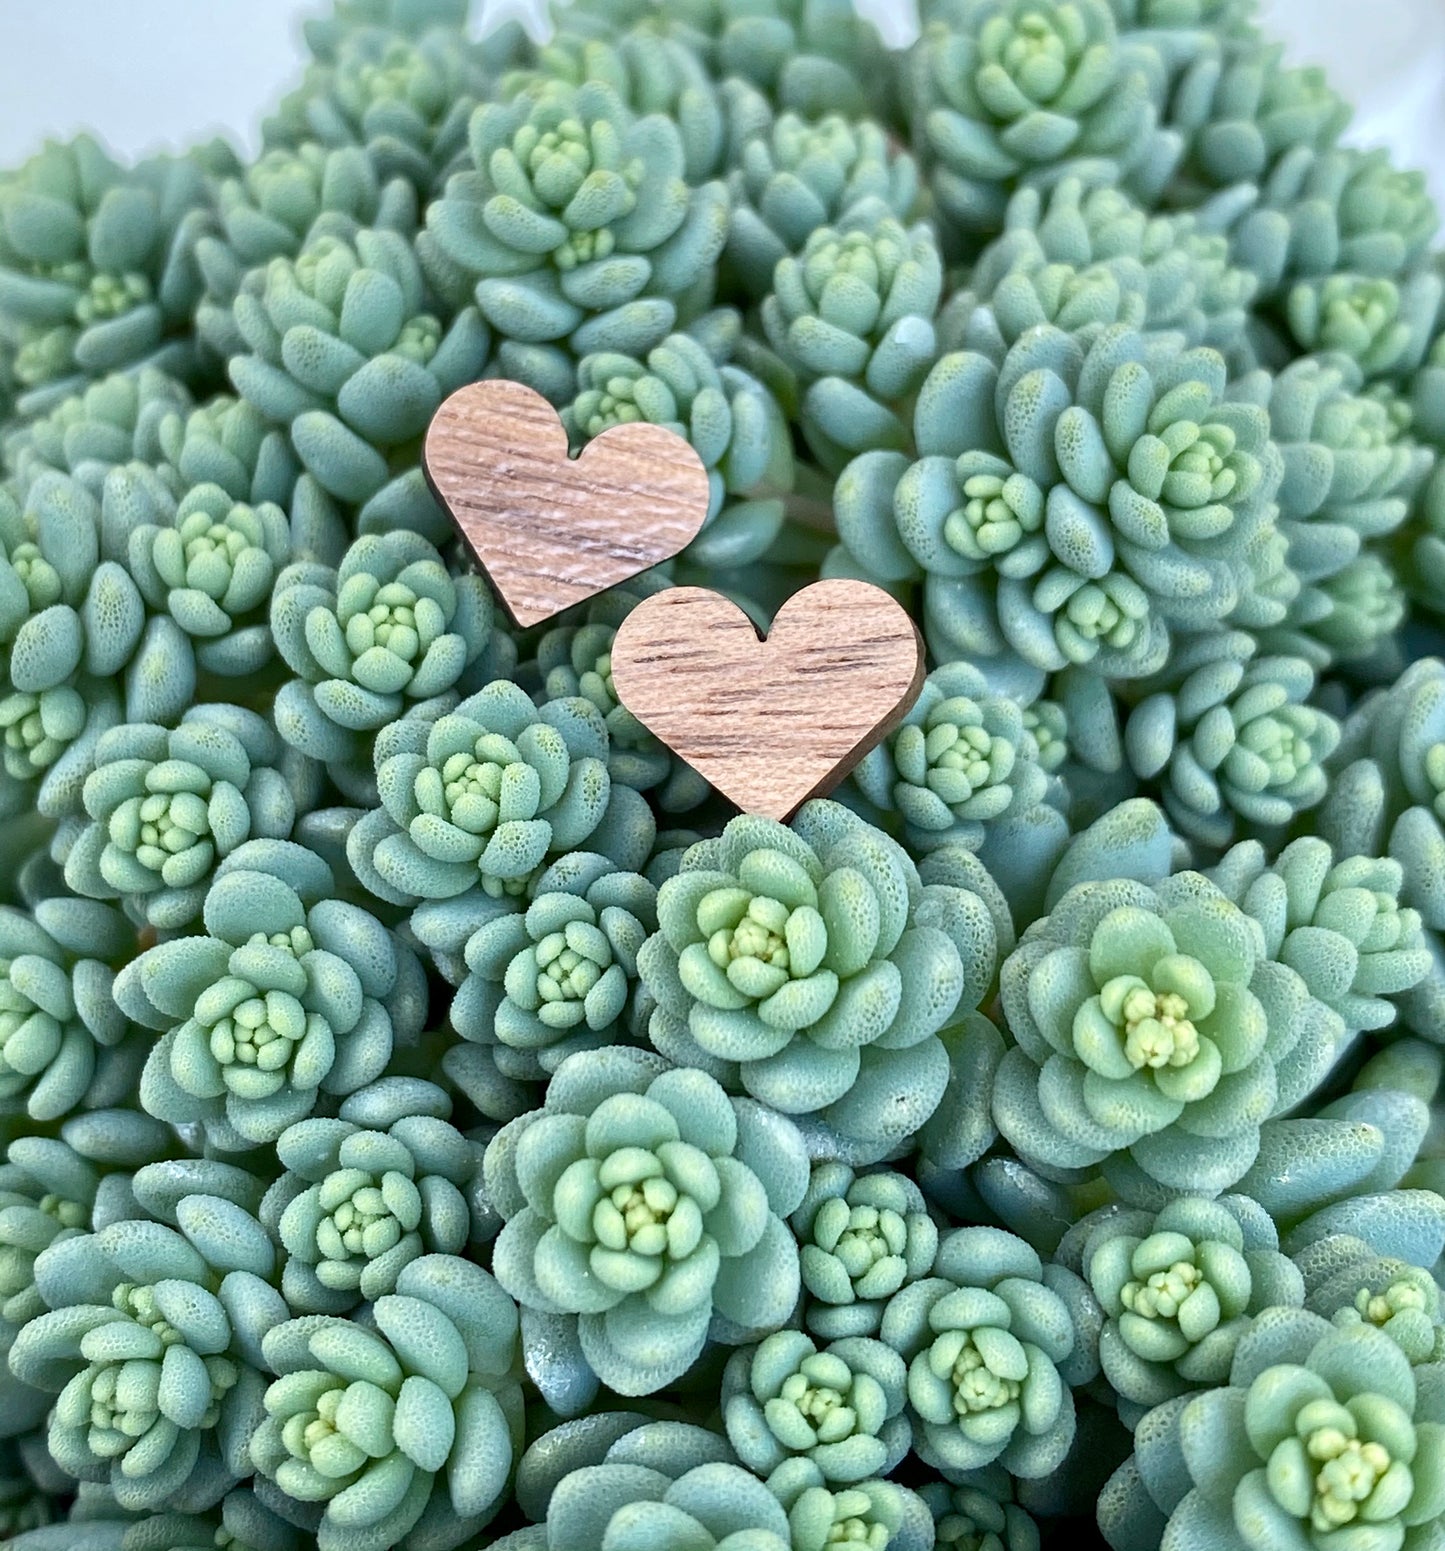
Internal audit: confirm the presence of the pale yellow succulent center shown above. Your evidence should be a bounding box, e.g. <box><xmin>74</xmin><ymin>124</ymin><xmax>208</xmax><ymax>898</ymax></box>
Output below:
<box><xmin>1308</xmin><ymin>1426</ymin><xmax>1393</xmax><ymax>1533</ymax></box>
<box><xmin>1116</xmin><ymin>983</ymin><xmax>1199</xmax><ymax>1070</ymax></box>
<box><xmin>1121</xmin><ymin>1260</ymin><xmax>1201</xmax><ymax>1321</ymax></box>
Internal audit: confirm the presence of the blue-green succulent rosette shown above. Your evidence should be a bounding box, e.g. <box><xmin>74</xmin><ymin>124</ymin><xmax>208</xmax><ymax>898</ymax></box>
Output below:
<box><xmin>880</xmin><ymin>1224</ymin><xmax>1098</xmax><ymax>1480</ymax></box>
<box><xmin>450</xmin><ymin>852</ymin><xmax>658</xmax><ymax>1082</ymax></box>
<box><xmin>250</xmin><ymin>1253</ymin><xmax>523</xmax><ymax>1551</ymax></box>
<box><xmin>1074</xmin><ymin>1193</ymin><xmax>1304</xmax><ymax>1419</ymax></box>
<box><xmin>638</xmin><ymin>798</ymin><xmax>1000</xmax><ymax>1157</ymax></box>
<box><xmin>228</xmin><ymin>226</ymin><xmax>491</xmax><ymax>540</ymax></box>
<box><xmin>118</xmin><ymin>843</ymin><xmax>425</xmax><ymax>1151</ymax></box>
<box><xmin>347</xmin><ymin>678</ymin><xmax>654</xmax><ymax>906</ymax></box>
<box><xmin>833</xmin><ymin>322</ymin><xmax>1281</xmax><ymax>685</ymax></box>
<box><xmin>260</xmin><ymin>1075</ymin><xmax>482</xmax><ymax>1314</ymax></box>
<box><xmin>0</xmin><ymin>135</ymin><xmax>222</xmax><ymax>419</ymax></box>
<box><xmin>419</xmin><ymin>77</ymin><xmax>729</xmax><ymax>401</ymax></box>
<box><xmin>486</xmin><ymin>1045</ymin><xmax>809</xmax><ymax>1400</ymax></box>
<box><xmin>791</xmin><ymin>1162</ymin><xmax>940</xmax><ymax>1340</ymax></box>
<box><xmin>995</xmin><ymin>867</ymin><xmax>1330</xmax><ymax>1198</ymax></box>
<box><xmin>9</xmin><ymin>1190</ymin><xmax>288</xmax><ymax>1513</ymax></box>
<box><xmin>906</xmin><ymin>0</ymin><xmax>1180</xmax><ymax>248</ymax></box>
<box><xmin>61</xmin><ymin>703</ymin><xmax>306</xmax><ymax>930</ymax></box>
<box><xmin>850</xmin><ymin>659</ymin><xmax>1056</xmax><ymax>856</ymax></box>
<box><xmin>1100</xmin><ymin>1308</ymin><xmax>1445</xmax><ymax>1551</ymax></box>
<box><xmin>270</xmin><ymin>529</ymin><xmax>500</xmax><ymax>777</ymax></box>
<box><xmin>721</xmin><ymin>1327</ymin><xmax>911</xmax><ymax>1483</ymax></box>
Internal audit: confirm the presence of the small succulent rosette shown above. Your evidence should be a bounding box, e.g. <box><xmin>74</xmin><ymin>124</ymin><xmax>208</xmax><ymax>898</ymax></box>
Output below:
<box><xmin>791</xmin><ymin>1162</ymin><xmax>939</xmax><ymax>1339</ymax></box>
<box><xmin>850</xmin><ymin>659</ymin><xmax>1055</xmax><ymax>855</ymax></box>
<box><xmin>250</xmin><ymin>1254</ymin><xmax>523</xmax><ymax>1551</ymax></box>
<box><xmin>919</xmin><ymin>1473</ymin><xmax>1040</xmax><ymax>1551</ymax></box>
<box><xmin>721</xmin><ymin>1328</ymin><xmax>911</xmax><ymax>1482</ymax></box>
<box><xmin>419</xmin><ymin>77</ymin><xmax>729</xmax><ymax>400</ymax></box>
<box><xmin>639</xmin><ymin>798</ymin><xmax>1000</xmax><ymax>1158</ymax></box>
<box><xmin>907</xmin><ymin>0</ymin><xmax>1179</xmax><ymax>245</ymax></box>
<box><xmin>880</xmin><ymin>1225</ymin><xmax>1099</xmax><ymax>1480</ymax></box>
<box><xmin>726</xmin><ymin>112</ymin><xmax>921</xmax><ymax>298</ymax></box>
<box><xmin>119</xmin><ymin>842</ymin><xmax>425</xmax><ymax>1151</ymax></box>
<box><xmin>229</xmin><ymin>227</ymin><xmax>490</xmax><ymax>539</ymax></box>
<box><xmin>1100</xmin><ymin>1308</ymin><xmax>1445</xmax><ymax>1551</ymax></box>
<box><xmin>125</xmin><ymin>481</ymin><xmax>293</xmax><ymax>678</ymax></box>
<box><xmin>8</xmin><ymin>1190</ymin><xmax>288</xmax><ymax>1513</ymax></box>
<box><xmin>995</xmin><ymin>865</ymin><xmax>1332</xmax><ymax>1198</ymax></box>
<box><xmin>1211</xmin><ymin>837</ymin><xmax>1430</xmax><ymax>1037</ymax></box>
<box><xmin>0</xmin><ymin>135</ymin><xmax>219</xmax><ymax>418</ymax></box>
<box><xmin>486</xmin><ymin>1045</ymin><xmax>809</xmax><ymax>1402</ymax></box>
<box><xmin>450</xmin><ymin>851</ymin><xmax>658</xmax><ymax>1081</ymax></box>
<box><xmin>833</xmin><ymin>323</ymin><xmax>1280</xmax><ymax>686</ymax></box>
<box><xmin>270</xmin><ymin>529</ymin><xmax>499</xmax><ymax>776</ymax></box>
<box><xmin>260</xmin><ymin>1075</ymin><xmax>483</xmax><ymax>1313</ymax></box>
<box><xmin>0</xmin><ymin>892</ymin><xmax>136</xmax><ymax>1123</ymax></box>
<box><xmin>348</xmin><ymin>679</ymin><xmax>654</xmax><ymax>906</ymax></box>
<box><xmin>760</xmin><ymin>215</ymin><xmax>942</xmax><ymax>473</ymax></box>
<box><xmin>1074</xmin><ymin>1193</ymin><xmax>1304</xmax><ymax>1420</ymax></box>
<box><xmin>62</xmin><ymin>704</ymin><xmax>305</xmax><ymax>930</ymax></box>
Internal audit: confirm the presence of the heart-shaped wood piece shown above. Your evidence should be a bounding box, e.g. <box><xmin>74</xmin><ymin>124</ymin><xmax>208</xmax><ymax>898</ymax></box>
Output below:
<box><xmin>611</xmin><ymin>580</ymin><xmax>926</xmax><ymax>821</ymax></box>
<box><xmin>423</xmin><ymin>379</ymin><xmax>711</xmax><ymax>629</ymax></box>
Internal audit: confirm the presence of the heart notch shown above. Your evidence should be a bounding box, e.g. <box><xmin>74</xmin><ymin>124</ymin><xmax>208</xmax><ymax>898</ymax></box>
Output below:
<box><xmin>423</xmin><ymin>379</ymin><xmax>711</xmax><ymax>629</ymax></box>
<box><xmin>612</xmin><ymin>580</ymin><xmax>926</xmax><ymax>821</ymax></box>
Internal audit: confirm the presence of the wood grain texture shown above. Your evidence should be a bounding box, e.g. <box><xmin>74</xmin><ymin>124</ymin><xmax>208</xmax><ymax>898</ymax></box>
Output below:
<box><xmin>611</xmin><ymin>580</ymin><xmax>927</xmax><ymax>822</ymax></box>
<box><xmin>422</xmin><ymin>379</ymin><xmax>711</xmax><ymax>629</ymax></box>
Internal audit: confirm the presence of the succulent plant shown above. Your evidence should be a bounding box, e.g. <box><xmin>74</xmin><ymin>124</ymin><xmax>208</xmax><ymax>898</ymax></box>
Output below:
<box><xmin>791</xmin><ymin>1163</ymin><xmax>939</xmax><ymax>1339</ymax></box>
<box><xmin>230</xmin><ymin>227</ymin><xmax>489</xmax><ymax>539</ymax></box>
<box><xmin>639</xmin><ymin>799</ymin><xmax>998</xmax><ymax>1152</ymax></box>
<box><xmin>564</xmin><ymin>322</ymin><xmax>795</xmax><ymax>568</ymax></box>
<box><xmin>62</xmin><ymin>705</ymin><xmax>302</xmax><ymax>929</ymax></box>
<box><xmin>995</xmin><ymin>866</ymin><xmax>1326</xmax><ymax>1195</ymax></box>
<box><xmin>1100</xmin><ymin>1310</ymin><xmax>1445</xmax><ymax>1551</ymax></box>
<box><xmin>9</xmin><ymin>1192</ymin><xmax>287</xmax><ymax>1512</ymax></box>
<box><xmin>121</xmin><ymin>846</ymin><xmax>425</xmax><ymax>1150</ymax></box>
<box><xmin>1079</xmin><ymin>1193</ymin><xmax>1303</xmax><ymax>1416</ymax></box>
<box><xmin>835</xmin><ymin>323</ymin><xmax>1281</xmax><ymax>683</ymax></box>
<box><xmin>726</xmin><ymin>114</ymin><xmax>921</xmax><ymax>297</ymax></box>
<box><xmin>0</xmin><ymin>136</ymin><xmax>222</xmax><ymax>418</ymax></box>
<box><xmin>722</xmin><ymin>1328</ymin><xmax>910</xmax><ymax>1482</ymax></box>
<box><xmin>881</xmin><ymin>1225</ymin><xmax>1097</xmax><ymax>1478</ymax></box>
<box><xmin>486</xmin><ymin>1045</ymin><xmax>809</xmax><ymax>1395</ymax></box>
<box><xmin>250</xmin><ymin>1254</ymin><xmax>522</xmax><ymax>1551</ymax></box>
<box><xmin>907</xmin><ymin>0</ymin><xmax>1179</xmax><ymax>246</ymax></box>
<box><xmin>271</xmin><ymin>530</ymin><xmax>498</xmax><ymax>770</ymax></box>
<box><xmin>347</xmin><ymin>679</ymin><xmax>635</xmax><ymax>905</ymax></box>
<box><xmin>451</xmin><ymin>852</ymin><xmax>657</xmax><ymax>1079</ymax></box>
<box><xmin>760</xmin><ymin>216</ymin><xmax>942</xmax><ymax>472</ymax></box>
<box><xmin>419</xmin><ymin>79</ymin><xmax>728</xmax><ymax>400</ymax></box>
<box><xmin>262</xmin><ymin>1077</ymin><xmax>482</xmax><ymax>1312</ymax></box>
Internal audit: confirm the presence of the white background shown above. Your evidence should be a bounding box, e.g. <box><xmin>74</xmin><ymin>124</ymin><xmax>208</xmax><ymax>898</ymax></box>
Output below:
<box><xmin>0</xmin><ymin>0</ymin><xmax>1441</xmax><ymax>201</ymax></box>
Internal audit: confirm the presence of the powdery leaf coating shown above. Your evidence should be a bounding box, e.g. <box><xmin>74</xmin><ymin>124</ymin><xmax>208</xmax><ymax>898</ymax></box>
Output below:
<box><xmin>996</xmin><ymin>868</ymin><xmax>1323</xmax><ymax>1194</ymax></box>
<box><xmin>486</xmin><ymin>1047</ymin><xmax>808</xmax><ymax>1396</ymax></box>
<box><xmin>250</xmin><ymin>1253</ymin><xmax>521</xmax><ymax>1551</ymax></box>
<box><xmin>122</xmin><ymin>856</ymin><xmax>425</xmax><ymax>1151</ymax></box>
<box><xmin>639</xmin><ymin>798</ymin><xmax>996</xmax><ymax>1151</ymax></box>
<box><xmin>1102</xmin><ymin>1311</ymin><xmax>1445</xmax><ymax>1551</ymax></box>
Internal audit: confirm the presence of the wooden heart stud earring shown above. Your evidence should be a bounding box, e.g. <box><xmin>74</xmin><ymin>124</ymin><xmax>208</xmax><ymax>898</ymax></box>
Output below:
<box><xmin>611</xmin><ymin>580</ymin><xmax>926</xmax><ymax>822</ymax></box>
<box><xmin>422</xmin><ymin>379</ymin><xmax>711</xmax><ymax>629</ymax></box>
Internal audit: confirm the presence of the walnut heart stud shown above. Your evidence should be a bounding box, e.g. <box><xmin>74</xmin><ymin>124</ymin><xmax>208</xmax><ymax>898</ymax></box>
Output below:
<box><xmin>611</xmin><ymin>580</ymin><xmax>926</xmax><ymax>821</ymax></box>
<box><xmin>422</xmin><ymin>379</ymin><xmax>711</xmax><ymax>629</ymax></box>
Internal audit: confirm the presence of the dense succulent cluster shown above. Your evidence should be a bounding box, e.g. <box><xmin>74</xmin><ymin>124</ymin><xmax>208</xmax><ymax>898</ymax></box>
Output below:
<box><xmin>8</xmin><ymin>0</ymin><xmax>1445</xmax><ymax>1547</ymax></box>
